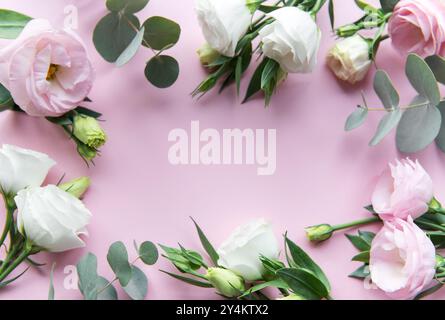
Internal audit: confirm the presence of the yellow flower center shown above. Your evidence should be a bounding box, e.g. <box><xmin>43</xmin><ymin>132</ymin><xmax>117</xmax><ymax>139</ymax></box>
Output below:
<box><xmin>46</xmin><ymin>64</ymin><xmax>59</xmax><ymax>81</ymax></box>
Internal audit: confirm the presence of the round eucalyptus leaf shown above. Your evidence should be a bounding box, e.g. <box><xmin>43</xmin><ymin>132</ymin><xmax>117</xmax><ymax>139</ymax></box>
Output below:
<box><xmin>93</xmin><ymin>12</ymin><xmax>140</xmax><ymax>63</ymax></box>
<box><xmin>396</xmin><ymin>96</ymin><xmax>442</xmax><ymax>153</ymax></box>
<box><xmin>107</xmin><ymin>0</ymin><xmax>150</xmax><ymax>13</ymax></box>
<box><xmin>107</xmin><ymin>241</ymin><xmax>132</xmax><ymax>287</ymax></box>
<box><xmin>76</xmin><ymin>253</ymin><xmax>99</xmax><ymax>300</ymax></box>
<box><xmin>405</xmin><ymin>54</ymin><xmax>440</xmax><ymax>106</ymax></box>
<box><xmin>345</xmin><ymin>107</ymin><xmax>368</xmax><ymax>131</ymax></box>
<box><xmin>115</xmin><ymin>26</ymin><xmax>145</xmax><ymax>67</ymax></box>
<box><xmin>435</xmin><ymin>102</ymin><xmax>445</xmax><ymax>153</ymax></box>
<box><xmin>426</xmin><ymin>55</ymin><xmax>445</xmax><ymax>85</ymax></box>
<box><xmin>369</xmin><ymin>109</ymin><xmax>402</xmax><ymax>146</ymax></box>
<box><xmin>143</xmin><ymin>16</ymin><xmax>181</xmax><ymax>50</ymax></box>
<box><xmin>139</xmin><ymin>241</ymin><xmax>158</xmax><ymax>265</ymax></box>
<box><xmin>122</xmin><ymin>266</ymin><xmax>148</xmax><ymax>300</ymax></box>
<box><xmin>145</xmin><ymin>55</ymin><xmax>179</xmax><ymax>88</ymax></box>
<box><xmin>96</xmin><ymin>276</ymin><xmax>118</xmax><ymax>300</ymax></box>
<box><xmin>374</xmin><ymin>70</ymin><xmax>399</xmax><ymax>110</ymax></box>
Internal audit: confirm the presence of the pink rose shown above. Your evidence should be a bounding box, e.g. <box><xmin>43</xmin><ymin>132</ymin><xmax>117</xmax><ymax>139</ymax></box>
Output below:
<box><xmin>370</xmin><ymin>217</ymin><xmax>436</xmax><ymax>300</ymax></box>
<box><xmin>388</xmin><ymin>0</ymin><xmax>445</xmax><ymax>57</ymax></box>
<box><xmin>0</xmin><ymin>19</ymin><xmax>94</xmax><ymax>117</ymax></box>
<box><xmin>371</xmin><ymin>159</ymin><xmax>433</xmax><ymax>221</ymax></box>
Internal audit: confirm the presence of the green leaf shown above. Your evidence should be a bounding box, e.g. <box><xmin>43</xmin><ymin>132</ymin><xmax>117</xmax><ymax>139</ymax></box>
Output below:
<box><xmin>426</xmin><ymin>55</ymin><xmax>445</xmax><ymax>85</ymax></box>
<box><xmin>374</xmin><ymin>70</ymin><xmax>399</xmax><ymax>110</ymax></box>
<box><xmin>106</xmin><ymin>0</ymin><xmax>150</xmax><ymax>14</ymax></box>
<box><xmin>0</xmin><ymin>84</ymin><xmax>14</xmax><ymax>110</ymax></box>
<box><xmin>48</xmin><ymin>263</ymin><xmax>56</xmax><ymax>300</ymax></box>
<box><xmin>0</xmin><ymin>9</ymin><xmax>32</xmax><ymax>39</ymax></box>
<box><xmin>160</xmin><ymin>270</ymin><xmax>213</xmax><ymax>288</ymax></box>
<box><xmin>107</xmin><ymin>241</ymin><xmax>132</xmax><ymax>287</ymax></box>
<box><xmin>235</xmin><ymin>57</ymin><xmax>242</xmax><ymax>95</ymax></box>
<box><xmin>115</xmin><ymin>26</ymin><xmax>145</xmax><ymax>67</ymax></box>
<box><xmin>261</xmin><ymin>58</ymin><xmax>279</xmax><ymax>90</ymax></box>
<box><xmin>240</xmin><ymin>279</ymin><xmax>288</xmax><ymax>298</ymax></box>
<box><xmin>139</xmin><ymin>241</ymin><xmax>159</xmax><ymax>265</ymax></box>
<box><xmin>379</xmin><ymin>0</ymin><xmax>399</xmax><ymax>13</ymax></box>
<box><xmin>277</xmin><ymin>268</ymin><xmax>329</xmax><ymax>300</ymax></box>
<box><xmin>328</xmin><ymin>0</ymin><xmax>335</xmax><ymax>30</ymax></box>
<box><xmin>285</xmin><ymin>237</ymin><xmax>331</xmax><ymax>292</ymax></box>
<box><xmin>93</xmin><ymin>12</ymin><xmax>140</xmax><ymax>63</ymax></box>
<box><xmin>369</xmin><ymin>109</ymin><xmax>402</xmax><ymax>146</ymax></box>
<box><xmin>345</xmin><ymin>107</ymin><xmax>368</xmax><ymax>131</ymax></box>
<box><xmin>396</xmin><ymin>95</ymin><xmax>442</xmax><ymax>153</ymax></box>
<box><xmin>74</xmin><ymin>106</ymin><xmax>102</xmax><ymax>119</ymax></box>
<box><xmin>145</xmin><ymin>55</ymin><xmax>179</xmax><ymax>88</ymax></box>
<box><xmin>243</xmin><ymin>59</ymin><xmax>268</xmax><ymax>103</ymax></box>
<box><xmin>346</xmin><ymin>234</ymin><xmax>371</xmax><ymax>251</ymax></box>
<box><xmin>352</xmin><ymin>251</ymin><xmax>370</xmax><ymax>263</ymax></box>
<box><xmin>435</xmin><ymin>102</ymin><xmax>445</xmax><ymax>153</ymax></box>
<box><xmin>160</xmin><ymin>245</ymin><xmax>202</xmax><ymax>272</ymax></box>
<box><xmin>349</xmin><ymin>264</ymin><xmax>370</xmax><ymax>279</ymax></box>
<box><xmin>143</xmin><ymin>16</ymin><xmax>181</xmax><ymax>51</ymax></box>
<box><xmin>191</xmin><ymin>217</ymin><xmax>219</xmax><ymax>266</ymax></box>
<box><xmin>406</xmin><ymin>54</ymin><xmax>440</xmax><ymax>106</ymax></box>
<box><xmin>96</xmin><ymin>276</ymin><xmax>118</xmax><ymax>300</ymax></box>
<box><xmin>122</xmin><ymin>266</ymin><xmax>148</xmax><ymax>300</ymax></box>
<box><xmin>358</xmin><ymin>231</ymin><xmax>375</xmax><ymax>246</ymax></box>
<box><xmin>77</xmin><ymin>253</ymin><xmax>99</xmax><ymax>300</ymax></box>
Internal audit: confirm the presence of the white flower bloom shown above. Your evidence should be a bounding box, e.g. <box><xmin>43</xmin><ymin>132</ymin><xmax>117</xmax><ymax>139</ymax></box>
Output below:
<box><xmin>195</xmin><ymin>0</ymin><xmax>252</xmax><ymax>57</ymax></box>
<box><xmin>259</xmin><ymin>7</ymin><xmax>321</xmax><ymax>73</ymax></box>
<box><xmin>217</xmin><ymin>219</ymin><xmax>279</xmax><ymax>281</ymax></box>
<box><xmin>0</xmin><ymin>145</ymin><xmax>55</xmax><ymax>195</ymax></box>
<box><xmin>326</xmin><ymin>35</ymin><xmax>372</xmax><ymax>84</ymax></box>
<box><xmin>15</xmin><ymin>185</ymin><xmax>92</xmax><ymax>252</ymax></box>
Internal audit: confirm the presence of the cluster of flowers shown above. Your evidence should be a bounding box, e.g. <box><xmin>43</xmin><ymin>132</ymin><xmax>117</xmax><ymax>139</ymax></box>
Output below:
<box><xmin>0</xmin><ymin>17</ymin><xmax>106</xmax><ymax>162</ymax></box>
<box><xmin>327</xmin><ymin>0</ymin><xmax>445</xmax><ymax>84</ymax></box>
<box><xmin>307</xmin><ymin>159</ymin><xmax>445</xmax><ymax>300</ymax></box>
<box><xmin>0</xmin><ymin>144</ymin><xmax>92</xmax><ymax>285</ymax></box>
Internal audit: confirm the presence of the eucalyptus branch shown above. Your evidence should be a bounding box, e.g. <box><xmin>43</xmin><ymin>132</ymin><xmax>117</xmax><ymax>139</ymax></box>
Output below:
<box><xmin>365</xmin><ymin>99</ymin><xmax>445</xmax><ymax>112</ymax></box>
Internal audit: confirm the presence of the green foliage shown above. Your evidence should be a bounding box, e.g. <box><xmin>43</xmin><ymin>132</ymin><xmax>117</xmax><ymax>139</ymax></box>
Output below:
<box><xmin>93</xmin><ymin>0</ymin><xmax>181</xmax><ymax>88</ymax></box>
<box><xmin>0</xmin><ymin>9</ymin><xmax>31</xmax><ymax>39</ymax></box>
<box><xmin>347</xmin><ymin>230</ymin><xmax>375</xmax><ymax>281</ymax></box>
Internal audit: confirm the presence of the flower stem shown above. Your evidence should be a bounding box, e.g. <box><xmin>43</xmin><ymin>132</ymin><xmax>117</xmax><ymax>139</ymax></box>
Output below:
<box><xmin>0</xmin><ymin>246</ymin><xmax>31</xmax><ymax>283</ymax></box>
<box><xmin>331</xmin><ymin>216</ymin><xmax>381</xmax><ymax>232</ymax></box>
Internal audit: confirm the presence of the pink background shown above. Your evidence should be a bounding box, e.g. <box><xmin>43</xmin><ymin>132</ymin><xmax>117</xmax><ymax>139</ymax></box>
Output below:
<box><xmin>0</xmin><ymin>0</ymin><xmax>444</xmax><ymax>300</ymax></box>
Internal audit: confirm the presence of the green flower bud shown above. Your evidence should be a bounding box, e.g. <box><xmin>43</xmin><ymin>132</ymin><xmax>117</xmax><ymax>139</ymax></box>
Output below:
<box><xmin>336</xmin><ymin>24</ymin><xmax>360</xmax><ymax>37</ymax></box>
<box><xmin>77</xmin><ymin>144</ymin><xmax>97</xmax><ymax>161</ymax></box>
<box><xmin>205</xmin><ymin>267</ymin><xmax>245</xmax><ymax>298</ymax></box>
<box><xmin>197</xmin><ymin>43</ymin><xmax>220</xmax><ymax>66</ymax></box>
<box><xmin>73</xmin><ymin>115</ymin><xmax>107</xmax><ymax>149</ymax></box>
<box><xmin>277</xmin><ymin>294</ymin><xmax>306</xmax><ymax>300</ymax></box>
<box><xmin>436</xmin><ymin>255</ymin><xmax>445</xmax><ymax>269</ymax></box>
<box><xmin>59</xmin><ymin>177</ymin><xmax>91</xmax><ymax>198</ymax></box>
<box><xmin>305</xmin><ymin>224</ymin><xmax>334</xmax><ymax>242</ymax></box>
<box><xmin>429</xmin><ymin>197</ymin><xmax>445</xmax><ymax>215</ymax></box>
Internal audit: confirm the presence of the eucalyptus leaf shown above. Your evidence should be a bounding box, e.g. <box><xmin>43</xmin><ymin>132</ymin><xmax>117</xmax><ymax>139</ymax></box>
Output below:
<box><xmin>96</xmin><ymin>276</ymin><xmax>118</xmax><ymax>300</ymax></box>
<box><xmin>77</xmin><ymin>253</ymin><xmax>99</xmax><ymax>300</ymax></box>
<box><xmin>374</xmin><ymin>70</ymin><xmax>399</xmax><ymax>110</ymax></box>
<box><xmin>106</xmin><ymin>0</ymin><xmax>150</xmax><ymax>14</ymax></box>
<box><xmin>0</xmin><ymin>9</ymin><xmax>32</xmax><ymax>39</ymax></box>
<box><xmin>345</xmin><ymin>107</ymin><xmax>368</xmax><ymax>131</ymax></box>
<box><xmin>406</xmin><ymin>54</ymin><xmax>440</xmax><ymax>106</ymax></box>
<box><xmin>369</xmin><ymin>109</ymin><xmax>402</xmax><ymax>146</ymax></box>
<box><xmin>123</xmin><ymin>266</ymin><xmax>148</xmax><ymax>300</ymax></box>
<box><xmin>277</xmin><ymin>268</ymin><xmax>329</xmax><ymax>300</ymax></box>
<box><xmin>396</xmin><ymin>96</ymin><xmax>442</xmax><ymax>153</ymax></box>
<box><xmin>107</xmin><ymin>241</ymin><xmax>132</xmax><ymax>287</ymax></box>
<box><xmin>435</xmin><ymin>101</ymin><xmax>445</xmax><ymax>153</ymax></box>
<box><xmin>115</xmin><ymin>26</ymin><xmax>145</xmax><ymax>67</ymax></box>
<box><xmin>426</xmin><ymin>55</ymin><xmax>445</xmax><ymax>85</ymax></box>
<box><xmin>48</xmin><ymin>263</ymin><xmax>56</xmax><ymax>300</ymax></box>
<box><xmin>143</xmin><ymin>16</ymin><xmax>180</xmax><ymax>51</ymax></box>
<box><xmin>139</xmin><ymin>241</ymin><xmax>159</xmax><ymax>265</ymax></box>
<box><xmin>93</xmin><ymin>12</ymin><xmax>140</xmax><ymax>63</ymax></box>
<box><xmin>145</xmin><ymin>55</ymin><xmax>179</xmax><ymax>88</ymax></box>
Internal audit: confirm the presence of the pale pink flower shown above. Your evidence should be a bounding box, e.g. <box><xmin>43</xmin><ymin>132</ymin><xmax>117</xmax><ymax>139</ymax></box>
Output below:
<box><xmin>0</xmin><ymin>19</ymin><xmax>94</xmax><ymax>117</ymax></box>
<box><xmin>370</xmin><ymin>217</ymin><xmax>436</xmax><ymax>300</ymax></box>
<box><xmin>388</xmin><ymin>0</ymin><xmax>445</xmax><ymax>56</ymax></box>
<box><xmin>371</xmin><ymin>159</ymin><xmax>433</xmax><ymax>221</ymax></box>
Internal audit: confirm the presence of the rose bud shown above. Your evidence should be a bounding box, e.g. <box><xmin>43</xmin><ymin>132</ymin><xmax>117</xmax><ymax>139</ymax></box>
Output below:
<box><xmin>305</xmin><ymin>224</ymin><xmax>334</xmax><ymax>242</ymax></box>
<box><xmin>205</xmin><ymin>267</ymin><xmax>245</xmax><ymax>298</ymax></box>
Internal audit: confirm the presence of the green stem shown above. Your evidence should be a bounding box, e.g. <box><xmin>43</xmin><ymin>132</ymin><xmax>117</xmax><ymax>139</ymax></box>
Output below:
<box><xmin>310</xmin><ymin>0</ymin><xmax>325</xmax><ymax>16</ymax></box>
<box><xmin>0</xmin><ymin>246</ymin><xmax>31</xmax><ymax>283</ymax></box>
<box><xmin>0</xmin><ymin>205</ymin><xmax>13</xmax><ymax>249</ymax></box>
<box><xmin>332</xmin><ymin>216</ymin><xmax>381</xmax><ymax>232</ymax></box>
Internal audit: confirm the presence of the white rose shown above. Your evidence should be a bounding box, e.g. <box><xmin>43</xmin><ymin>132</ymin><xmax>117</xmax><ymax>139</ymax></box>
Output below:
<box><xmin>15</xmin><ymin>185</ymin><xmax>92</xmax><ymax>252</ymax></box>
<box><xmin>217</xmin><ymin>219</ymin><xmax>279</xmax><ymax>281</ymax></box>
<box><xmin>326</xmin><ymin>35</ymin><xmax>372</xmax><ymax>84</ymax></box>
<box><xmin>259</xmin><ymin>7</ymin><xmax>321</xmax><ymax>73</ymax></box>
<box><xmin>0</xmin><ymin>144</ymin><xmax>55</xmax><ymax>195</ymax></box>
<box><xmin>195</xmin><ymin>0</ymin><xmax>252</xmax><ymax>57</ymax></box>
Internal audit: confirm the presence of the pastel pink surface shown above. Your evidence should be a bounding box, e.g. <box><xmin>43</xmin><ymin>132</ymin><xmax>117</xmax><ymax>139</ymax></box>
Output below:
<box><xmin>0</xmin><ymin>0</ymin><xmax>444</xmax><ymax>300</ymax></box>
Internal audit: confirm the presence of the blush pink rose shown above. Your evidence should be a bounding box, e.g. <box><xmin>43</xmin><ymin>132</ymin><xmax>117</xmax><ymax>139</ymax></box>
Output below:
<box><xmin>370</xmin><ymin>217</ymin><xmax>436</xmax><ymax>300</ymax></box>
<box><xmin>0</xmin><ymin>19</ymin><xmax>94</xmax><ymax>117</ymax></box>
<box><xmin>388</xmin><ymin>0</ymin><xmax>445</xmax><ymax>56</ymax></box>
<box><xmin>371</xmin><ymin>159</ymin><xmax>433</xmax><ymax>221</ymax></box>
